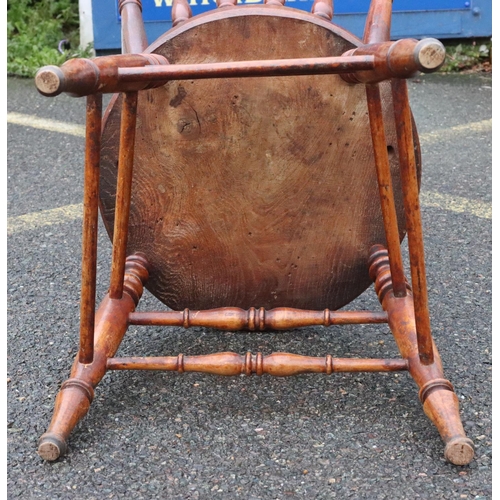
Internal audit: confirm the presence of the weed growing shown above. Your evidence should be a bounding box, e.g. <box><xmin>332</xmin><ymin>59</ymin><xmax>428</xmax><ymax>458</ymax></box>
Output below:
<box><xmin>441</xmin><ymin>39</ymin><xmax>492</xmax><ymax>73</ymax></box>
<box><xmin>6</xmin><ymin>1</ymin><xmax>492</xmax><ymax>78</ymax></box>
<box><xmin>7</xmin><ymin>0</ymin><xmax>92</xmax><ymax>78</ymax></box>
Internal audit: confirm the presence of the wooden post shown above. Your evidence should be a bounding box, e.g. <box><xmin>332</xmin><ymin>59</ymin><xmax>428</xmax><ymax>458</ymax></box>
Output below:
<box><xmin>368</xmin><ymin>246</ymin><xmax>474</xmax><ymax>465</ymax></box>
<box><xmin>391</xmin><ymin>78</ymin><xmax>434</xmax><ymax>365</ymax></box>
<box><xmin>363</xmin><ymin>0</ymin><xmax>392</xmax><ymax>44</ymax></box>
<box><xmin>311</xmin><ymin>0</ymin><xmax>333</xmax><ymax>21</ymax></box>
<box><xmin>128</xmin><ymin>308</ymin><xmax>388</xmax><ymax>330</ymax></box>
<box><xmin>107</xmin><ymin>353</ymin><xmax>408</xmax><ymax>374</ymax></box>
<box><xmin>217</xmin><ymin>0</ymin><xmax>237</xmax><ymax>7</ymax></box>
<box><xmin>119</xmin><ymin>0</ymin><xmax>148</xmax><ymax>54</ymax></box>
<box><xmin>109</xmin><ymin>92</ymin><xmax>138</xmax><ymax>299</ymax></box>
<box><xmin>38</xmin><ymin>255</ymin><xmax>149</xmax><ymax>461</ymax></box>
<box><xmin>172</xmin><ymin>0</ymin><xmax>192</xmax><ymax>27</ymax></box>
<box><xmin>365</xmin><ymin>83</ymin><xmax>407</xmax><ymax>297</ymax></box>
<box><xmin>78</xmin><ymin>93</ymin><xmax>102</xmax><ymax>364</ymax></box>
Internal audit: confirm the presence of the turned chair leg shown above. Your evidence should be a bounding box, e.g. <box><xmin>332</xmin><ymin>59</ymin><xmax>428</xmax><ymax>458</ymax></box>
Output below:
<box><xmin>368</xmin><ymin>246</ymin><xmax>474</xmax><ymax>466</ymax></box>
<box><xmin>38</xmin><ymin>254</ymin><xmax>149</xmax><ymax>461</ymax></box>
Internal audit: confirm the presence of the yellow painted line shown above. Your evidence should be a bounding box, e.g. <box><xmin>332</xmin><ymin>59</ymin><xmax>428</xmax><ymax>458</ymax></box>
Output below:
<box><xmin>419</xmin><ymin>191</ymin><xmax>491</xmax><ymax>220</ymax></box>
<box><xmin>7</xmin><ymin>204</ymin><xmax>83</xmax><ymax>236</ymax></box>
<box><xmin>6</xmin><ymin>116</ymin><xmax>492</xmax><ymax>235</ymax></box>
<box><xmin>419</xmin><ymin>119</ymin><xmax>492</xmax><ymax>145</ymax></box>
<box><xmin>417</xmin><ymin>118</ymin><xmax>491</xmax><ymax>219</ymax></box>
<box><xmin>6</xmin><ymin>187</ymin><xmax>490</xmax><ymax>236</ymax></box>
<box><xmin>7</xmin><ymin>112</ymin><xmax>85</xmax><ymax>137</ymax></box>
<box><xmin>7</xmin><ymin>114</ymin><xmax>491</xmax><ymax>144</ymax></box>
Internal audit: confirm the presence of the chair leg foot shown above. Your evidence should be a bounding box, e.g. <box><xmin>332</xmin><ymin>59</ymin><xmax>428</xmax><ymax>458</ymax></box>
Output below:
<box><xmin>420</xmin><ymin>385</ymin><xmax>475</xmax><ymax>465</ymax></box>
<box><xmin>444</xmin><ymin>436</ymin><xmax>475</xmax><ymax>466</ymax></box>
<box><xmin>37</xmin><ymin>378</ymin><xmax>94</xmax><ymax>461</ymax></box>
<box><xmin>37</xmin><ymin>254</ymin><xmax>149</xmax><ymax>461</ymax></box>
<box><xmin>38</xmin><ymin>432</ymin><xmax>67</xmax><ymax>461</ymax></box>
<box><xmin>368</xmin><ymin>246</ymin><xmax>474</xmax><ymax>465</ymax></box>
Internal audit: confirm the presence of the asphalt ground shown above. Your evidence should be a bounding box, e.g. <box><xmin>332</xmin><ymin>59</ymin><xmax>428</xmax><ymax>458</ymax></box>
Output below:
<box><xmin>7</xmin><ymin>72</ymin><xmax>492</xmax><ymax>499</ymax></box>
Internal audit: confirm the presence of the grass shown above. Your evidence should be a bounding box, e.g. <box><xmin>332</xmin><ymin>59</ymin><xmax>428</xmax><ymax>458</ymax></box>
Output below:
<box><xmin>7</xmin><ymin>0</ymin><xmax>92</xmax><ymax>78</ymax></box>
<box><xmin>6</xmin><ymin>1</ymin><xmax>492</xmax><ymax>78</ymax></box>
<box><xmin>440</xmin><ymin>38</ymin><xmax>492</xmax><ymax>73</ymax></box>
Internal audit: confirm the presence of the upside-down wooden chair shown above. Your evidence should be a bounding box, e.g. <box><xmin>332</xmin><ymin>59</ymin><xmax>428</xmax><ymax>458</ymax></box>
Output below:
<box><xmin>34</xmin><ymin>0</ymin><xmax>474</xmax><ymax>465</ymax></box>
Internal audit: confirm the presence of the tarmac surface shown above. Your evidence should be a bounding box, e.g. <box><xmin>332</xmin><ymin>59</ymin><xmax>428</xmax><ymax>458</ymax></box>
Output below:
<box><xmin>7</xmin><ymin>71</ymin><xmax>492</xmax><ymax>499</ymax></box>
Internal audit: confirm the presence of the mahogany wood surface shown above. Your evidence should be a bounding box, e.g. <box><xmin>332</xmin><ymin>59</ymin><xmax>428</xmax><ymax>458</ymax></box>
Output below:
<box><xmin>34</xmin><ymin>35</ymin><xmax>445</xmax><ymax>98</ymax></box>
<box><xmin>109</xmin><ymin>91</ymin><xmax>139</xmax><ymax>299</ymax></box>
<box><xmin>35</xmin><ymin>54</ymin><xmax>376</xmax><ymax>97</ymax></box>
<box><xmin>38</xmin><ymin>254</ymin><xmax>149</xmax><ymax>461</ymax></box>
<box><xmin>128</xmin><ymin>307</ymin><xmax>388</xmax><ymax>330</ymax></box>
<box><xmin>365</xmin><ymin>83</ymin><xmax>407</xmax><ymax>297</ymax></box>
<box><xmin>99</xmin><ymin>7</ymin><xmax>421</xmax><ymax>311</ymax></box>
<box><xmin>119</xmin><ymin>0</ymin><xmax>149</xmax><ymax>54</ymax></box>
<box><xmin>391</xmin><ymin>78</ymin><xmax>434</xmax><ymax>364</ymax></box>
<box><xmin>34</xmin><ymin>0</ymin><xmax>473</xmax><ymax>467</ymax></box>
<box><xmin>106</xmin><ymin>352</ymin><xmax>408</xmax><ymax>374</ymax></box>
<box><xmin>171</xmin><ymin>0</ymin><xmax>192</xmax><ymax>28</ymax></box>
<box><xmin>311</xmin><ymin>0</ymin><xmax>333</xmax><ymax>21</ymax></box>
<box><xmin>363</xmin><ymin>0</ymin><xmax>392</xmax><ymax>44</ymax></box>
<box><xmin>368</xmin><ymin>246</ymin><xmax>475</xmax><ymax>466</ymax></box>
<box><xmin>78</xmin><ymin>94</ymin><xmax>102</xmax><ymax>364</ymax></box>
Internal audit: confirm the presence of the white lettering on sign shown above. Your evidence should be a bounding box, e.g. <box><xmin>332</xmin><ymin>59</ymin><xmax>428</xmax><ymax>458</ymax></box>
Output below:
<box><xmin>151</xmin><ymin>0</ymin><xmax>310</xmax><ymax>5</ymax></box>
<box><xmin>154</xmin><ymin>0</ymin><xmax>215</xmax><ymax>5</ymax></box>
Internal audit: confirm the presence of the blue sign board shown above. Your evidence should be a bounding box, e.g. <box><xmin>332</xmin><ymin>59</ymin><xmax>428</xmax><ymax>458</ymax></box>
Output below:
<box><xmin>138</xmin><ymin>0</ymin><xmax>470</xmax><ymax>21</ymax></box>
<box><xmin>92</xmin><ymin>0</ymin><xmax>491</xmax><ymax>51</ymax></box>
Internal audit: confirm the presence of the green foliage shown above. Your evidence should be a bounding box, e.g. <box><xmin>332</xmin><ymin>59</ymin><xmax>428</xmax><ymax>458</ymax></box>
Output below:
<box><xmin>7</xmin><ymin>0</ymin><xmax>492</xmax><ymax>78</ymax></box>
<box><xmin>440</xmin><ymin>39</ymin><xmax>492</xmax><ymax>73</ymax></box>
<box><xmin>7</xmin><ymin>0</ymin><xmax>92</xmax><ymax>78</ymax></box>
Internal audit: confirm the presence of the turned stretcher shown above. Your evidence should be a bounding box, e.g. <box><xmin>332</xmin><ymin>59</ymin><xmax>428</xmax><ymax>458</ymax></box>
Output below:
<box><xmin>33</xmin><ymin>0</ymin><xmax>474</xmax><ymax>465</ymax></box>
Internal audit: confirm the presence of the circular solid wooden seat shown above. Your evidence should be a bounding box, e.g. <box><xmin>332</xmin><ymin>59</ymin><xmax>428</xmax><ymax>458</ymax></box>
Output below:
<box><xmin>99</xmin><ymin>6</ymin><xmax>420</xmax><ymax>311</ymax></box>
